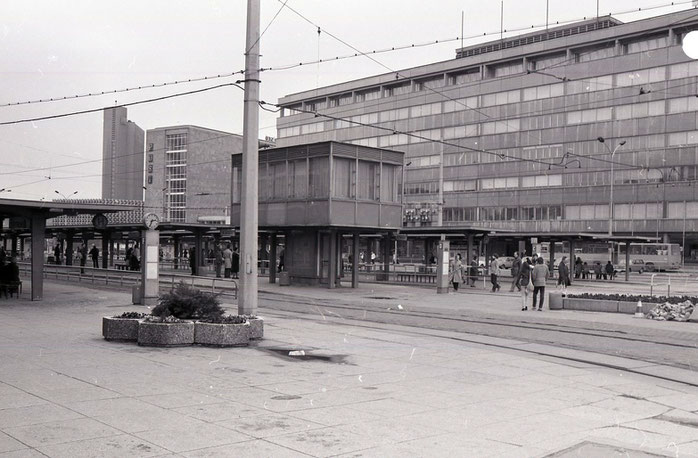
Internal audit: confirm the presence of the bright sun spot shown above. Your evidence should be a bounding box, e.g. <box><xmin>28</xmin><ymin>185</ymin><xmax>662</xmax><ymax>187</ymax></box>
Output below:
<box><xmin>682</xmin><ymin>30</ymin><xmax>698</xmax><ymax>60</ymax></box>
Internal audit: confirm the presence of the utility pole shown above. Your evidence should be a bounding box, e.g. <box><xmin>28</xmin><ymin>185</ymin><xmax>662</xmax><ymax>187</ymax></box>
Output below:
<box><xmin>238</xmin><ymin>0</ymin><xmax>261</xmax><ymax>315</ymax></box>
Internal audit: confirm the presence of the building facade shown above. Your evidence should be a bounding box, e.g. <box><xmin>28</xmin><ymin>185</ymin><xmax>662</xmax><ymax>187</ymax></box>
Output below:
<box><xmin>102</xmin><ymin>107</ymin><xmax>145</xmax><ymax>201</ymax></box>
<box><xmin>275</xmin><ymin>10</ymin><xmax>698</xmax><ymax>258</ymax></box>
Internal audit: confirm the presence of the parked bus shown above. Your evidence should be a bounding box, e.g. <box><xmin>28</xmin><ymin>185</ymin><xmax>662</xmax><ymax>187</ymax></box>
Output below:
<box><xmin>616</xmin><ymin>243</ymin><xmax>681</xmax><ymax>272</ymax></box>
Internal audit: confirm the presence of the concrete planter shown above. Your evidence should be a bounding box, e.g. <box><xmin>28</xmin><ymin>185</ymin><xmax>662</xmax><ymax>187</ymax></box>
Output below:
<box><xmin>562</xmin><ymin>298</ymin><xmax>619</xmax><ymax>312</ymax></box>
<box><xmin>137</xmin><ymin>321</ymin><xmax>194</xmax><ymax>347</ymax></box>
<box><xmin>102</xmin><ymin>317</ymin><xmax>141</xmax><ymax>341</ymax></box>
<box><xmin>194</xmin><ymin>322</ymin><xmax>250</xmax><ymax>347</ymax></box>
<box><xmin>548</xmin><ymin>292</ymin><xmax>563</xmax><ymax>310</ymax></box>
<box><xmin>248</xmin><ymin>317</ymin><xmax>264</xmax><ymax>340</ymax></box>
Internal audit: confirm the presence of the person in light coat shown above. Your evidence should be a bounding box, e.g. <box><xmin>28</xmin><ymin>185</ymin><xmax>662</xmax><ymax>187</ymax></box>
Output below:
<box><xmin>449</xmin><ymin>254</ymin><xmax>464</xmax><ymax>291</ymax></box>
<box><xmin>531</xmin><ymin>257</ymin><xmax>549</xmax><ymax>311</ymax></box>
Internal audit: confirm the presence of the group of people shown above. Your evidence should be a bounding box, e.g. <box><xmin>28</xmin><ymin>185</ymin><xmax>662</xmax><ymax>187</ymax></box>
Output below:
<box><xmin>573</xmin><ymin>257</ymin><xmax>616</xmax><ymax>280</ymax></box>
<box><xmin>0</xmin><ymin>248</ymin><xmax>20</xmax><ymax>298</ymax></box>
<box><xmin>213</xmin><ymin>244</ymin><xmax>240</xmax><ymax>279</ymax></box>
<box><xmin>448</xmin><ymin>254</ymin><xmax>488</xmax><ymax>291</ymax></box>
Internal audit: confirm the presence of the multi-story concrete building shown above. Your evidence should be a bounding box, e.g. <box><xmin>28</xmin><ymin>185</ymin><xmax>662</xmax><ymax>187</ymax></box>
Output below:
<box><xmin>102</xmin><ymin>107</ymin><xmax>145</xmax><ymax>201</ymax></box>
<box><xmin>275</xmin><ymin>10</ymin><xmax>698</xmax><ymax>260</ymax></box>
<box><xmin>144</xmin><ymin>125</ymin><xmax>274</xmax><ymax>224</ymax></box>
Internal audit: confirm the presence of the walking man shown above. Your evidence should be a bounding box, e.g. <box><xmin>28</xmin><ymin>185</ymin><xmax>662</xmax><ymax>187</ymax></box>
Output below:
<box><xmin>489</xmin><ymin>255</ymin><xmax>501</xmax><ymax>292</ymax></box>
<box><xmin>557</xmin><ymin>256</ymin><xmax>571</xmax><ymax>292</ymax></box>
<box><xmin>531</xmin><ymin>257</ymin><xmax>549</xmax><ymax>311</ymax></box>
<box><xmin>509</xmin><ymin>252</ymin><xmax>522</xmax><ymax>292</ymax></box>
<box><xmin>89</xmin><ymin>244</ymin><xmax>99</xmax><ymax>268</ymax></box>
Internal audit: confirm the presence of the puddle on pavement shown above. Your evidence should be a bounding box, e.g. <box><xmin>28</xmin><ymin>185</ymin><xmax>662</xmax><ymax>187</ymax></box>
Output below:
<box><xmin>259</xmin><ymin>347</ymin><xmax>352</xmax><ymax>364</ymax></box>
<box><xmin>270</xmin><ymin>394</ymin><xmax>303</xmax><ymax>400</ymax></box>
<box><xmin>365</xmin><ymin>296</ymin><xmax>394</xmax><ymax>300</ymax></box>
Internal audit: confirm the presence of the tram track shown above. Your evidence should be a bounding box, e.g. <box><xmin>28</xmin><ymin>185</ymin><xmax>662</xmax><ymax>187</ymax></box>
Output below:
<box><xmin>259</xmin><ymin>290</ymin><xmax>698</xmax><ymax>385</ymax></box>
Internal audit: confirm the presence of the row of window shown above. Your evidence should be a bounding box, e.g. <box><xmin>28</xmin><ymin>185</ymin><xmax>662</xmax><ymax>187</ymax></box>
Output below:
<box><xmin>232</xmin><ymin>158</ymin><xmax>399</xmax><ymax>203</ymax></box>
<box><xmin>443</xmin><ymin>200</ymin><xmax>697</xmax><ymax>223</ymax></box>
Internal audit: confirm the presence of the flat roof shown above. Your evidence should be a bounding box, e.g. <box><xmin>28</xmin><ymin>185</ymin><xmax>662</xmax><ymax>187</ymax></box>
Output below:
<box><xmin>0</xmin><ymin>198</ymin><xmax>133</xmax><ymax>219</ymax></box>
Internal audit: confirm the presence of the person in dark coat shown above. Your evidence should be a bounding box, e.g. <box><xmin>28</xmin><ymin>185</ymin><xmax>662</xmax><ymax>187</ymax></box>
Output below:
<box><xmin>54</xmin><ymin>245</ymin><xmax>62</xmax><ymax>265</ymax></box>
<box><xmin>189</xmin><ymin>247</ymin><xmax>196</xmax><ymax>275</ymax></box>
<box><xmin>79</xmin><ymin>243</ymin><xmax>88</xmax><ymax>274</ymax></box>
<box><xmin>232</xmin><ymin>247</ymin><xmax>240</xmax><ymax>279</ymax></box>
<box><xmin>594</xmin><ymin>261</ymin><xmax>603</xmax><ymax>280</ymax></box>
<box><xmin>214</xmin><ymin>245</ymin><xmax>223</xmax><ymax>278</ymax></box>
<box><xmin>605</xmin><ymin>261</ymin><xmax>615</xmax><ymax>280</ymax></box>
<box><xmin>518</xmin><ymin>258</ymin><xmax>532</xmax><ymax>310</ymax></box>
<box><xmin>469</xmin><ymin>257</ymin><xmax>479</xmax><ymax>287</ymax></box>
<box><xmin>557</xmin><ymin>256</ymin><xmax>571</xmax><ymax>291</ymax></box>
<box><xmin>89</xmin><ymin>245</ymin><xmax>99</xmax><ymax>268</ymax></box>
<box><xmin>509</xmin><ymin>252</ymin><xmax>522</xmax><ymax>292</ymax></box>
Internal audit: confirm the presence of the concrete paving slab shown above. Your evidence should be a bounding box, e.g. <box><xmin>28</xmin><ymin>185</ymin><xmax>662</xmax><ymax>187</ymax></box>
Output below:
<box><xmin>0</xmin><ymin>404</ymin><xmax>85</xmax><ymax>429</ymax></box>
<box><xmin>263</xmin><ymin>427</ymin><xmax>378</xmax><ymax>457</ymax></box>
<box><xmin>171</xmin><ymin>401</ymin><xmax>269</xmax><ymax>423</ymax></box>
<box><xmin>0</xmin><ymin>449</ymin><xmax>47</xmax><ymax>458</ymax></box>
<box><xmin>132</xmin><ymin>419</ymin><xmax>251</xmax><ymax>453</ymax></box>
<box><xmin>216</xmin><ymin>412</ymin><xmax>325</xmax><ymax>439</ymax></box>
<box><xmin>35</xmin><ymin>434</ymin><xmax>167</xmax><ymax>458</ymax></box>
<box><xmin>4</xmin><ymin>417</ymin><xmax>122</xmax><ymax>448</ymax></box>
<box><xmin>0</xmin><ymin>432</ymin><xmax>26</xmax><ymax>454</ymax></box>
<box><xmin>181</xmin><ymin>439</ymin><xmax>311</xmax><ymax>458</ymax></box>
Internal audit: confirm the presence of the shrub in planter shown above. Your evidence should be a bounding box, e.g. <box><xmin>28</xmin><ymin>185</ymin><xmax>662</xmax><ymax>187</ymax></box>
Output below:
<box><xmin>137</xmin><ymin>315</ymin><xmax>195</xmax><ymax>347</ymax></box>
<box><xmin>566</xmin><ymin>293</ymin><xmax>697</xmax><ymax>305</ymax></box>
<box><xmin>103</xmin><ymin>312</ymin><xmax>149</xmax><ymax>341</ymax></box>
<box><xmin>241</xmin><ymin>315</ymin><xmax>264</xmax><ymax>339</ymax></box>
<box><xmin>151</xmin><ymin>282</ymin><xmax>224</xmax><ymax>320</ymax></box>
<box><xmin>195</xmin><ymin>315</ymin><xmax>250</xmax><ymax>347</ymax></box>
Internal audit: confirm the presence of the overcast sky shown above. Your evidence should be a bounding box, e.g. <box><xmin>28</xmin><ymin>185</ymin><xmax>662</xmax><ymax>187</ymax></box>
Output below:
<box><xmin>0</xmin><ymin>0</ymin><xmax>692</xmax><ymax>200</ymax></box>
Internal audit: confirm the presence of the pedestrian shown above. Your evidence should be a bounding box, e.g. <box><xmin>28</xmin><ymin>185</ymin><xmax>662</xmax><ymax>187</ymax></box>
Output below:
<box><xmin>605</xmin><ymin>260</ymin><xmax>615</xmax><ymax>280</ymax></box>
<box><xmin>582</xmin><ymin>262</ymin><xmax>590</xmax><ymax>279</ymax></box>
<box><xmin>89</xmin><ymin>244</ymin><xmax>99</xmax><ymax>268</ymax></box>
<box><xmin>518</xmin><ymin>257</ymin><xmax>533</xmax><ymax>310</ymax></box>
<box><xmin>574</xmin><ymin>257</ymin><xmax>582</xmax><ymax>279</ymax></box>
<box><xmin>489</xmin><ymin>255</ymin><xmax>501</xmax><ymax>292</ymax></box>
<box><xmin>509</xmin><ymin>251</ymin><xmax>522</xmax><ymax>292</ymax></box>
<box><xmin>223</xmin><ymin>244</ymin><xmax>232</xmax><ymax>278</ymax></box>
<box><xmin>278</xmin><ymin>248</ymin><xmax>285</xmax><ymax>272</ymax></box>
<box><xmin>469</xmin><ymin>256</ymin><xmax>478</xmax><ymax>287</ymax></box>
<box><xmin>232</xmin><ymin>247</ymin><xmax>240</xmax><ymax>279</ymax></box>
<box><xmin>189</xmin><ymin>247</ymin><xmax>196</xmax><ymax>275</ymax></box>
<box><xmin>79</xmin><ymin>243</ymin><xmax>87</xmax><ymax>274</ymax></box>
<box><xmin>214</xmin><ymin>244</ymin><xmax>223</xmax><ymax>278</ymax></box>
<box><xmin>54</xmin><ymin>244</ymin><xmax>61</xmax><ymax>265</ymax></box>
<box><xmin>594</xmin><ymin>261</ymin><xmax>602</xmax><ymax>280</ymax></box>
<box><xmin>531</xmin><ymin>257</ymin><xmax>549</xmax><ymax>311</ymax></box>
<box><xmin>557</xmin><ymin>256</ymin><xmax>571</xmax><ymax>291</ymax></box>
<box><xmin>449</xmin><ymin>254</ymin><xmax>464</xmax><ymax>292</ymax></box>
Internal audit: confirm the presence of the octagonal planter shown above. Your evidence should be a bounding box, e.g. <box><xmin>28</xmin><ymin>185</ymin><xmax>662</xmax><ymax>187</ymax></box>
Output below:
<box><xmin>195</xmin><ymin>321</ymin><xmax>250</xmax><ymax>347</ymax></box>
<box><xmin>248</xmin><ymin>317</ymin><xmax>264</xmax><ymax>340</ymax></box>
<box><xmin>103</xmin><ymin>317</ymin><xmax>142</xmax><ymax>341</ymax></box>
<box><xmin>137</xmin><ymin>321</ymin><xmax>194</xmax><ymax>347</ymax></box>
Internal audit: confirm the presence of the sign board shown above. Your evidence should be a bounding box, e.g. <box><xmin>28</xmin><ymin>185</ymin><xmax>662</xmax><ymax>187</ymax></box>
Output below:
<box><xmin>9</xmin><ymin>217</ymin><xmax>28</xmax><ymax>229</ymax></box>
<box><xmin>531</xmin><ymin>237</ymin><xmax>538</xmax><ymax>244</ymax></box>
<box><xmin>127</xmin><ymin>231</ymin><xmax>142</xmax><ymax>240</ymax></box>
<box><xmin>220</xmin><ymin>229</ymin><xmax>235</xmax><ymax>238</ymax></box>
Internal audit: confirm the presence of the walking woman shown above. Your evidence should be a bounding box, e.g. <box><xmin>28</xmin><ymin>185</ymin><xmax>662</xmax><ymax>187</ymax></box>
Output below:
<box><xmin>518</xmin><ymin>257</ymin><xmax>532</xmax><ymax>310</ymax></box>
<box><xmin>449</xmin><ymin>254</ymin><xmax>464</xmax><ymax>291</ymax></box>
<box><xmin>531</xmin><ymin>257</ymin><xmax>549</xmax><ymax>311</ymax></box>
<box><xmin>557</xmin><ymin>256</ymin><xmax>571</xmax><ymax>292</ymax></box>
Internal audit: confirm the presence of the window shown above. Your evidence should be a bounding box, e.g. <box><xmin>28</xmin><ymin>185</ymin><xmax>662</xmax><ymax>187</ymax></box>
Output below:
<box><xmin>669</xmin><ymin>61</ymin><xmax>698</xmax><ymax>80</ymax></box>
<box><xmin>380</xmin><ymin>164</ymin><xmax>397</xmax><ymax>202</ymax></box>
<box><xmin>443</xmin><ymin>96</ymin><xmax>479</xmax><ymax>112</ymax></box>
<box><xmin>384</xmin><ymin>83</ymin><xmax>411</xmax><ymax>97</ymax></box>
<box><xmin>333</xmin><ymin>158</ymin><xmax>355</xmax><ymax>199</ymax></box>
<box><xmin>443</xmin><ymin>124</ymin><xmax>478</xmax><ymax>139</ymax></box>
<box><xmin>415</xmin><ymin>76</ymin><xmax>445</xmax><ymax>91</ymax></box>
<box><xmin>309</xmin><ymin>157</ymin><xmax>329</xmax><ymax>198</ymax></box>
<box><xmin>305</xmin><ymin>98</ymin><xmax>326</xmax><ymax>111</ymax></box>
<box><xmin>625</xmin><ymin>35</ymin><xmax>668</xmax><ymax>54</ymax></box>
<box><xmin>301</xmin><ymin>122</ymin><xmax>324</xmax><ymax>135</ymax></box>
<box><xmin>668</xmin><ymin>131</ymin><xmax>698</xmax><ymax>146</ymax></box>
<box><xmin>166</xmin><ymin>133</ymin><xmax>187</xmax><ymax>151</ymax></box>
<box><xmin>668</xmin><ymin>96</ymin><xmax>698</xmax><ymax>114</ymax></box>
<box><xmin>531</xmin><ymin>52</ymin><xmax>567</xmax><ymax>70</ymax></box>
<box><xmin>232</xmin><ymin>167</ymin><xmax>242</xmax><ymax>203</ymax></box>
<box><xmin>329</xmin><ymin>93</ymin><xmax>353</xmax><ymax>107</ymax></box>
<box><xmin>448</xmin><ymin>69</ymin><xmax>480</xmax><ymax>85</ymax></box>
<box><xmin>575</xmin><ymin>42</ymin><xmax>615</xmax><ymax>63</ymax></box>
<box><xmin>482</xmin><ymin>119</ymin><xmax>520</xmax><ymax>134</ymax></box>
<box><xmin>269</xmin><ymin>162</ymin><xmax>287</xmax><ymax>199</ymax></box>
<box><xmin>289</xmin><ymin>160</ymin><xmax>307</xmax><ymax>198</ymax></box>
<box><xmin>356</xmin><ymin>88</ymin><xmax>380</xmax><ymax>102</ymax></box>
<box><xmin>481</xmin><ymin>90</ymin><xmax>520</xmax><ymax>107</ymax></box>
<box><xmin>147</xmin><ymin>154</ymin><xmax>153</xmax><ymax>162</ymax></box>
<box><xmin>521</xmin><ymin>174</ymin><xmax>562</xmax><ymax>188</ymax></box>
<box><xmin>490</xmin><ymin>61</ymin><xmax>524</xmax><ymax>77</ymax></box>
<box><xmin>410</xmin><ymin>102</ymin><xmax>442</xmax><ymax>118</ymax></box>
<box><xmin>147</xmin><ymin>176</ymin><xmax>153</xmax><ymax>184</ymax></box>
<box><xmin>443</xmin><ymin>179</ymin><xmax>476</xmax><ymax>192</ymax></box>
<box><xmin>357</xmin><ymin>161</ymin><xmax>378</xmax><ymax>200</ymax></box>
<box><xmin>380</xmin><ymin>108</ymin><xmax>409</xmax><ymax>122</ymax></box>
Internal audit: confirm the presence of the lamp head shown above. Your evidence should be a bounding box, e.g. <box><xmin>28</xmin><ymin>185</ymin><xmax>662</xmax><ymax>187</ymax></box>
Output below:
<box><xmin>619</xmin><ymin>140</ymin><xmax>626</xmax><ymax>146</ymax></box>
<box><xmin>597</xmin><ymin>137</ymin><xmax>605</xmax><ymax>143</ymax></box>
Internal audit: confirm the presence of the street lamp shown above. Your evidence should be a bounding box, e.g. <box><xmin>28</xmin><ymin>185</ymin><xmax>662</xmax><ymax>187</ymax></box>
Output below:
<box><xmin>597</xmin><ymin>137</ymin><xmax>626</xmax><ymax>261</ymax></box>
<box><xmin>54</xmin><ymin>190</ymin><xmax>78</xmax><ymax>200</ymax></box>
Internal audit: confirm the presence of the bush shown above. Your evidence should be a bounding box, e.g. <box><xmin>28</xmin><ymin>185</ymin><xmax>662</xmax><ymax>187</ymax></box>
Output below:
<box><xmin>566</xmin><ymin>293</ymin><xmax>698</xmax><ymax>305</ymax></box>
<box><xmin>152</xmin><ymin>282</ymin><xmax>224</xmax><ymax>320</ymax></box>
<box><xmin>143</xmin><ymin>315</ymin><xmax>188</xmax><ymax>323</ymax></box>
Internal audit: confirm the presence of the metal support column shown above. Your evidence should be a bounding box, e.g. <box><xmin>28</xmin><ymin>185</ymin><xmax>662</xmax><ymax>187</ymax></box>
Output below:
<box><xmin>383</xmin><ymin>232</ymin><xmax>391</xmax><ymax>281</ymax></box>
<box><xmin>101</xmin><ymin>232</ymin><xmax>109</xmax><ymax>269</ymax></box>
<box><xmin>467</xmin><ymin>233</ymin><xmax>474</xmax><ymax>265</ymax></box>
<box><xmin>328</xmin><ymin>230</ymin><xmax>337</xmax><ymax>289</ymax></box>
<box><xmin>65</xmin><ymin>231</ymin><xmax>74</xmax><ymax>266</ymax></box>
<box><xmin>352</xmin><ymin>233</ymin><xmax>359</xmax><ymax>288</ymax></box>
<box><xmin>194</xmin><ymin>230</ymin><xmax>203</xmax><ymax>276</ymax></box>
<box><xmin>269</xmin><ymin>233</ymin><xmax>277</xmax><ymax>284</ymax></box>
<box><xmin>30</xmin><ymin>213</ymin><xmax>45</xmax><ymax>301</ymax></box>
<box><xmin>625</xmin><ymin>241</ymin><xmax>630</xmax><ymax>282</ymax></box>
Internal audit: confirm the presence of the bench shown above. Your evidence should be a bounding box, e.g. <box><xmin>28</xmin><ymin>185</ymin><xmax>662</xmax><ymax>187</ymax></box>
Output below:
<box><xmin>114</xmin><ymin>262</ymin><xmax>129</xmax><ymax>270</ymax></box>
<box><xmin>0</xmin><ymin>281</ymin><xmax>22</xmax><ymax>298</ymax></box>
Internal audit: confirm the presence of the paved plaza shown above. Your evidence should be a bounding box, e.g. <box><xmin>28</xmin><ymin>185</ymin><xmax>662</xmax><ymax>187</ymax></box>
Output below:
<box><xmin>1</xmin><ymin>281</ymin><xmax>698</xmax><ymax>457</ymax></box>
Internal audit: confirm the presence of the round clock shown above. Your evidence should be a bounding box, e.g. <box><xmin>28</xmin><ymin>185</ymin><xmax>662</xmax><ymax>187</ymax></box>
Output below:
<box><xmin>92</xmin><ymin>213</ymin><xmax>108</xmax><ymax>230</ymax></box>
<box><xmin>143</xmin><ymin>212</ymin><xmax>160</xmax><ymax>230</ymax></box>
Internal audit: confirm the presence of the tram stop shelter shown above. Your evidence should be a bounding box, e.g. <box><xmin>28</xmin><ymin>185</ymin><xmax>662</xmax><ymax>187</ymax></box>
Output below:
<box><xmin>231</xmin><ymin>141</ymin><xmax>404</xmax><ymax>288</ymax></box>
<box><xmin>489</xmin><ymin>231</ymin><xmax>659</xmax><ymax>282</ymax></box>
<box><xmin>0</xmin><ymin>198</ymin><xmax>131</xmax><ymax>300</ymax></box>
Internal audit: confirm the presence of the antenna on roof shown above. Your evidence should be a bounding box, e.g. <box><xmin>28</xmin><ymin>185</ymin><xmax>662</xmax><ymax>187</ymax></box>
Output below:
<box><xmin>500</xmin><ymin>1</ymin><xmax>504</xmax><ymax>42</ymax></box>
<box><xmin>546</xmin><ymin>0</ymin><xmax>549</xmax><ymax>31</ymax></box>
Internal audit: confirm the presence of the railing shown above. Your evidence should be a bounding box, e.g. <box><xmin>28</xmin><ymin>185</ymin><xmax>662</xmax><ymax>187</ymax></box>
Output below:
<box><xmin>19</xmin><ymin>263</ymin><xmax>238</xmax><ymax>299</ymax></box>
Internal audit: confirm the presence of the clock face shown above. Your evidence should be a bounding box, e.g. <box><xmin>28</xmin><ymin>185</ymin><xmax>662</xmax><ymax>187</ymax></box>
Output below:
<box><xmin>143</xmin><ymin>213</ymin><xmax>160</xmax><ymax>230</ymax></box>
<box><xmin>92</xmin><ymin>213</ymin><xmax>108</xmax><ymax>230</ymax></box>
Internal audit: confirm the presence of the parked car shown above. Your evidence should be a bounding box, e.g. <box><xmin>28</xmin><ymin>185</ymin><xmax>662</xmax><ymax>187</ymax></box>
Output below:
<box><xmin>616</xmin><ymin>259</ymin><xmax>646</xmax><ymax>273</ymax></box>
<box><xmin>498</xmin><ymin>256</ymin><xmax>516</xmax><ymax>269</ymax></box>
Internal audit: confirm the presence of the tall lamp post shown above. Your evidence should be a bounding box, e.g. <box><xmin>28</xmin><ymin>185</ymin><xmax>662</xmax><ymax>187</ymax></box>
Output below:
<box><xmin>597</xmin><ymin>137</ymin><xmax>625</xmax><ymax>262</ymax></box>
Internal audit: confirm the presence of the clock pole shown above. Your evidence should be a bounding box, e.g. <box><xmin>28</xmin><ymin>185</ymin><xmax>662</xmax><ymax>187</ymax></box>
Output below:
<box><xmin>141</xmin><ymin>213</ymin><xmax>161</xmax><ymax>306</ymax></box>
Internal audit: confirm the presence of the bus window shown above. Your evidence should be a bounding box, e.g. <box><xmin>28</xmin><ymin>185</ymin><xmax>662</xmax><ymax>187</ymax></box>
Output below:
<box><xmin>630</xmin><ymin>245</ymin><xmax>642</xmax><ymax>255</ymax></box>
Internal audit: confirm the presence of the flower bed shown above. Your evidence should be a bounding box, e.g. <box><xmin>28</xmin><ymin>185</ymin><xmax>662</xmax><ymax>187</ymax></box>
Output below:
<box><xmin>102</xmin><ymin>312</ymin><xmax>148</xmax><ymax>341</ymax></box>
<box><xmin>195</xmin><ymin>315</ymin><xmax>250</xmax><ymax>347</ymax></box>
<box><xmin>551</xmin><ymin>293</ymin><xmax>693</xmax><ymax>316</ymax></box>
<box><xmin>137</xmin><ymin>316</ymin><xmax>195</xmax><ymax>347</ymax></box>
<box><xmin>565</xmin><ymin>293</ymin><xmax>698</xmax><ymax>305</ymax></box>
